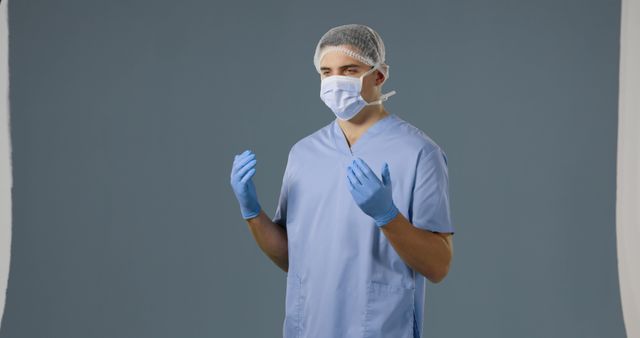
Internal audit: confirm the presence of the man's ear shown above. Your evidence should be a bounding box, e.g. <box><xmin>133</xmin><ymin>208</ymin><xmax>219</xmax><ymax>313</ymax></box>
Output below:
<box><xmin>375</xmin><ymin>70</ymin><xmax>386</xmax><ymax>86</ymax></box>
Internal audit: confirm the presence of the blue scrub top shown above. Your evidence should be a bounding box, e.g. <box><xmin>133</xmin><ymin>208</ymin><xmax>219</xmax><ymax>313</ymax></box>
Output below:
<box><xmin>273</xmin><ymin>113</ymin><xmax>455</xmax><ymax>338</ymax></box>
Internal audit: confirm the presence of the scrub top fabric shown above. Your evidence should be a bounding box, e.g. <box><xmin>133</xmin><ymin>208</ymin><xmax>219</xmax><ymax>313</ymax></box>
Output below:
<box><xmin>272</xmin><ymin>113</ymin><xmax>455</xmax><ymax>338</ymax></box>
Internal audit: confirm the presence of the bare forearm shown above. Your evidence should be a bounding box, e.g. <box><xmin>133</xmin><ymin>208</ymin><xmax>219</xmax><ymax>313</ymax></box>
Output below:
<box><xmin>380</xmin><ymin>213</ymin><xmax>452</xmax><ymax>283</ymax></box>
<box><xmin>246</xmin><ymin>209</ymin><xmax>289</xmax><ymax>272</ymax></box>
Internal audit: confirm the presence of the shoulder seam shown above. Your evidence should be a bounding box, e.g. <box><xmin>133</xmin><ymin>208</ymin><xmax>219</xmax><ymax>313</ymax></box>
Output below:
<box><xmin>420</xmin><ymin>145</ymin><xmax>440</xmax><ymax>161</ymax></box>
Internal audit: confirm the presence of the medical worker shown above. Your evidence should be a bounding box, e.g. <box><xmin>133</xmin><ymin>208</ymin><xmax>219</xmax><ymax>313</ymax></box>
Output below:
<box><xmin>230</xmin><ymin>24</ymin><xmax>455</xmax><ymax>338</ymax></box>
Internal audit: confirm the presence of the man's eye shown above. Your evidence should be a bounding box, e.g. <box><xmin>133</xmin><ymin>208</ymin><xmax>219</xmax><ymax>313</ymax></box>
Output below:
<box><xmin>346</xmin><ymin>69</ymin><xmax>357</xmax><ymax>73</ymax></box>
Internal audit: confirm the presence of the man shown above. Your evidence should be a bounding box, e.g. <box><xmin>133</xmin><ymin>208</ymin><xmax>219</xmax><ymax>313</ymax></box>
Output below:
<box><xmin>230</xmin><ymin>24</ymin><xmax>455</xmax><ymax>338</ymax></box>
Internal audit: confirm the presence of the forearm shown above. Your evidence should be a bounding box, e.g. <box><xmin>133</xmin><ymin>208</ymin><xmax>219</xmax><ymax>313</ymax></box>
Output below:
<box><xmin>380</xmin><ymin>213</ymin><xmax>452</xmax><ymax>283</ymax></box>
<box><xmin>245</xmin><ymin>209</ymin><xmax>289</xmax><ymax>272</ymax></box>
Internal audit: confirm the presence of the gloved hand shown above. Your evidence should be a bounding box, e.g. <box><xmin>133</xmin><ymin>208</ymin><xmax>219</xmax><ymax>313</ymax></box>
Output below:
<box><xmin>230</xmin><ymin>149</ymin><xmax>261</xmax><ymax>219</ymax></box>
<box><xmin>346</xmin><ymin>158</ymin><xmax>399</xmax><ymax>227</ymax></box>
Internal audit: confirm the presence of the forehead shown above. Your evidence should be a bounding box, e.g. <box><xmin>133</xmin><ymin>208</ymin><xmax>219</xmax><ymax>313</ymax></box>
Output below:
<box><xmin>319</xmin><ymin>47</ymin><xmax>368</xmax><ymax>69</ymax></box>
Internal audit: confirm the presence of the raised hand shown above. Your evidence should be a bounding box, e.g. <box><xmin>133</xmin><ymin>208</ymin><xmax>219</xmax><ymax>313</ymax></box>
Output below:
<box><xmin>230</xmin><ymin>149</ymin><xmax>261</xmax><ymax>219</ymax></box>
<box><xmin>346</xmin><ymin>158</ymin><xmax>399</xmax><ymax>227</ymax></box>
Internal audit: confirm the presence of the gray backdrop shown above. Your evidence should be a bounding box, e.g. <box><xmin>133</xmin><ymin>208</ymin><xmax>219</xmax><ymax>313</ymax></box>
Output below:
<box><xmin>2</xmin><ymin>0</ymin><xmax>625</xmax><ymax>337</ymax></box>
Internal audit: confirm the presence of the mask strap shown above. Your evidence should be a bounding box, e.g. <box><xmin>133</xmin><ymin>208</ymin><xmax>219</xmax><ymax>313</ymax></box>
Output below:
<box><xmin>359</xmin><ymin>63</ymin><xmax>380</xmax><ymax>82</ymax></box>
<box><xmin>361</xmin><ymin>62</ymin><xmax>397</xmax><ymax>106</ymax></box>
<box><xmin>365</xmin><ymin>90</ymin><xmax>397</xmax><ymax>106</ymax></box>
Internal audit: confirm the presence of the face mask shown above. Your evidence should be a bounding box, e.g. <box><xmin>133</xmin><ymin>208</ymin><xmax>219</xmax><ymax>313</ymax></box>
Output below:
<box><xmin>319</xmin><ymin>63</ymin><xmax>397</xmax><ymax>121</ymax></box>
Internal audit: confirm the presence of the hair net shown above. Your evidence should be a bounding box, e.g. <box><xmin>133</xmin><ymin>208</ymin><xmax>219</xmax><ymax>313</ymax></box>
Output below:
<box><xmin>313</xmin><ymin>24</ymin><xmax>390</xmax><ymax>82</ymax></box>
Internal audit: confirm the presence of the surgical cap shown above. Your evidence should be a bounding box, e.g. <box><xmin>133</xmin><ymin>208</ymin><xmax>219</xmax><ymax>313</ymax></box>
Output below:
<box><xmin>313</xmin><ymin>24</ymin><xmax>390</xmax><ymax>82</ymax></box>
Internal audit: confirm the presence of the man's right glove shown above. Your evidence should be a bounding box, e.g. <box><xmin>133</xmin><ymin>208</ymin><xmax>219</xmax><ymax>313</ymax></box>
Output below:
<box><xmin>230</xmin><ymin>149</ymin><xmax>261</xmax><ymax>219</ymax></box>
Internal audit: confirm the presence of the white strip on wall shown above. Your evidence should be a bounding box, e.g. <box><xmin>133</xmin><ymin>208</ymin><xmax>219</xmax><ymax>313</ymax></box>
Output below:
<box><xmin>0</xmin><ymin>0</ymin><xmax>634</xmax><ymax>334</ymax></box>
<box><xmin>0</xmin><ymin>0</ymin><xmax>10</xmax><ymax>330</ymax></box>
<box><xmin>617</xmin><ymin>0</ymin><xmax>640</xmax><ymax>337</ymax></box>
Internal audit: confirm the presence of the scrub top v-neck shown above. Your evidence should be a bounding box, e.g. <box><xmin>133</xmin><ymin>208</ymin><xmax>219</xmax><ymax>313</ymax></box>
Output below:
<box><xmin>273</xmin><ymin>112</ymin><xmax>455</xmax><ymax>338</ymax></box>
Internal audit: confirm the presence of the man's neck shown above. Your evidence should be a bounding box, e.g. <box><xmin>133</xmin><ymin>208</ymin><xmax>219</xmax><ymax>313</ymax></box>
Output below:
<box><xmin>337</xmin><ymin>106</ymin><xmax>390</xmax><ymax>148</ymax></box>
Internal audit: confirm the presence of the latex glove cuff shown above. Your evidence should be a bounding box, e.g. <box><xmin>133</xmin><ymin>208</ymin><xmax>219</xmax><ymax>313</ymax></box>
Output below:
<box><xmin>240</xmin><ymin>202</ymin><xmax>261</xmax><ymax>220</ymax></box>
<box><xmin>373</xmin><ymin>203</ymin><xmax>399</xmax><ymax>228</ymax></box>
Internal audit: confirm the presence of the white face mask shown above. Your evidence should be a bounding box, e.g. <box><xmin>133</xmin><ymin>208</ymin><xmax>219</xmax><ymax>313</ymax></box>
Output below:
<box><xmin>319</xmin><ymin>63</ymin><xmax>396</xmax><ymax>121</ymax></box>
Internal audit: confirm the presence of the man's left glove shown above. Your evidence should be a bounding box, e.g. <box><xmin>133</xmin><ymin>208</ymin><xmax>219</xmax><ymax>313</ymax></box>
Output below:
<box><xmin>346</xmin><ymin>158</ymin><xmax>399</xmax><ymax>227</ymax></box>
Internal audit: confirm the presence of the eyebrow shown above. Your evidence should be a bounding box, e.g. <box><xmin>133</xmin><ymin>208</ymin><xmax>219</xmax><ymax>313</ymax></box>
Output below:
<box><xmin>320</xmin><ymin>64</ymin><xmax>362</xmax><ymax>71</ymax></box>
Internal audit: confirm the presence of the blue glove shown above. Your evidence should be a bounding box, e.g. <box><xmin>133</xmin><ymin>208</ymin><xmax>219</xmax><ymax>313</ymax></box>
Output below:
<box><xmin>346</xmin><ymin>158</ymin><xmax>399</xmax><ymax>227</ymax></box>
<box><xmin>230</xmin><ymin>149</ymin><xmax>261</xmax><ymax>219</ymax></box>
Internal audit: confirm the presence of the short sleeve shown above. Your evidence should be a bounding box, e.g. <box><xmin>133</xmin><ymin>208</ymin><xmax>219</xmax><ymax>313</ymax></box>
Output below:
<box><xmin>272</xmin><ymin>145</ymin><xmax>294</xmax><ymax>228</ymax></box>
<box><xmin>410</xmin><ymin>146</ymin><xmax>455</xmax><ymax>234</ymax></box>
